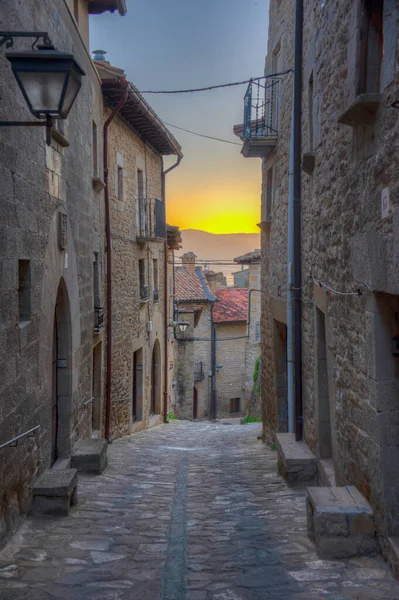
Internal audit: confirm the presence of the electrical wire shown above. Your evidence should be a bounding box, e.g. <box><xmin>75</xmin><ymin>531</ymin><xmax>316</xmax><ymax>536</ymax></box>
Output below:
<box><xmin>164</xmin><ymin>122</ymin><xmax>242</xmax><ymax>146</ymax></box>
<box><xmin>138</xmin><ymin>69</ymin><xmax>294</xmax><ymax>95</ymax></box>
<box><xmin>311</xmin><ymin>273</ymin><xmax>365</xmax><ymax>297</ymax></box>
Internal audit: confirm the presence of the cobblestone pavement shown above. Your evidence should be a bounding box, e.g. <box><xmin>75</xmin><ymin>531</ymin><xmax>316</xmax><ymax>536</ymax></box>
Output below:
<box><xmin>1</xmin><ymin>421</ymin><xmax>399</xmax><ymax>599</ymax></box>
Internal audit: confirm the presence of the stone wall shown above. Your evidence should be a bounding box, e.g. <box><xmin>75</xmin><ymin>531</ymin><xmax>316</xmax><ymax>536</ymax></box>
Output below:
<box><xmin>300</xmin><ymin>0</ymin><xmax>399</xmax><ymax>558</ymax></box>
<box><xmin>259</xmin><ymin>0</ymin><xmax>399</xmax><ymax>562</ymax></box>
<box><xmin>172</xmin><ymin>303</ymin><xmax>212</xmax><ymax>419</ymax></box>
<box><xmin>215</xmin><ymin>323</ymin><xmax>247</xmax><ymax>417</ymax></box>
<box><xmin>0</xmin><ymin>0</ymin><xmax>107</xmax><ymax>545</ymax></box>
<box><xmin>106</xmin><ymin>112</ymin><xmax>165</xmax><ymax>437</ymax></box>
<box><xmin>244</xmin><ymin>264</ymin><xmax>261</xmax><ymax>412</ymax></box>
<box><xmin>260</xmin><ymin>0</ymin><xmax>295</xmax><ymax>442</ymax></box>
<box><xmin>193</xmin><ymin>304</ymin><xmax>212</xmax><ymax>418</ymax></box>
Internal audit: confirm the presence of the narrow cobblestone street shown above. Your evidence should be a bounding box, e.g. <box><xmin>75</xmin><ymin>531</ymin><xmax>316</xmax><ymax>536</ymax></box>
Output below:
<box><xmin>1</xmin><ymin>421</ymin><xmax>399</xmax><ymax>600</ymax></box>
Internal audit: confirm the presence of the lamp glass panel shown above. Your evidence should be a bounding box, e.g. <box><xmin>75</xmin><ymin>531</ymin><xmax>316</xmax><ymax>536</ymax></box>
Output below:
<box><xmin>17</xmin><ymin>71</ymin><xmax>66</xmax><ymax>114</ymax></box>
<box><xmin>61</xmin><ymin>72</ymin><xmax>82</xmax><ymax>117</ymax></box>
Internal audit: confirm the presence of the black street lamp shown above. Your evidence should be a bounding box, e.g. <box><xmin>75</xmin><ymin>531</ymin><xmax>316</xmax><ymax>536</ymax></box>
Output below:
<box><xmin>0</xmin><ymin>32</ymin><xmax>85</xmax><ymax>145</ymax></box>
<box><xmin>177</xmin><ymin>321</ymin><xmax>190</xmax><ymax>333</ymax></box>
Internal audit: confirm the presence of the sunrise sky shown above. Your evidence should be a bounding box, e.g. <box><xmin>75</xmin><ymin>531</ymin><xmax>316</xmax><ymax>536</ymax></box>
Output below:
<box><xmin>90</xmin><ymin>0</ymin><xmax>269</xmax><ymax>234</ymax></box>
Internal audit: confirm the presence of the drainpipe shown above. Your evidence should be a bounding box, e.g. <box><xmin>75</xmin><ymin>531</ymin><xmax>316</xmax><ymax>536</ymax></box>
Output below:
<box><xmin>293</xmin><ymin>0</ymin><xmax>304</xmax><ymax>441</ymax></box>
<box><xmin>162</xmin><ymin>154</ymin><xmax>182</xmax><ymax>423</ymax></box>
<box><xmin>287</xmin><ymin>93</ymin><xmax>295</xmax><ymax>434</ymax></box>
<box><xmin>210</xmin><ymin>303</ymin><xmax>217</xmax><ymax>420</ymax></box>
<box><xmin>103</xmin><ymin>82</ymin><xmax>128</xmax><ymax>442</ymax></box>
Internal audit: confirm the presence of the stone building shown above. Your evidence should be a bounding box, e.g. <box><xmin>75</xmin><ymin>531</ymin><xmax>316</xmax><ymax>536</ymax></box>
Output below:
<box><xmin>236</xmin><ymin>0</ymin><xmax>399</xmax><ymax>571</ymax></box>
<box><xmin>94</xmin><ymin>55</ymin><xmax>182</xmax><ymax>437</ymax></box>
<box><xmin>172</xmin><ymin>253</ymin><xmax>215</xmax><ymax>419</ymax></box>
<box><xmin>234</xmin><ymin>0</ymin><xmax>295</xmax><ymax>434</ymax></box>
<box><xmin>213</xmin><ymin>288</ymin><xmax>249</xmax><ymax>417</ymax></box>
<box><xmin>233</xmin><ymin>250</ymin><xmax>262</xmax><ymax>414</ymax></box>
<box><xmin>0</xmin><ymin>0</ymin><xmax>126</xmax><ymax>545</ymax></box>
<box><xmin>232</xmin><ymin>268</ymin><xmax>249</xmax><ymax>289</ymax></box>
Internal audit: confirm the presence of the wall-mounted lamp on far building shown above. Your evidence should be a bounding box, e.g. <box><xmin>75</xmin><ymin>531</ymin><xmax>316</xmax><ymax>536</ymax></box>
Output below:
<box><xmin>215</xmin><ymin>363</ymin><xmax>223</xmax><ymax>373</ymax></box>
<box><xmin>0</xmin><ymin>32</ymin><xmax>85</xmax><ymax>145</ymax></box>
<box><xmin>177</xmin><ymin>320</ymin><xmax>190</xmax><ymax>333</ymax></box>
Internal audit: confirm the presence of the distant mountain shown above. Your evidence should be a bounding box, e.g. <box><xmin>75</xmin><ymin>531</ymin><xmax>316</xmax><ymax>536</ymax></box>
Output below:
<box><xmin>179</xmin><ymin>229</ymin><xmax>260</xmax><ymax>283</ymax></box>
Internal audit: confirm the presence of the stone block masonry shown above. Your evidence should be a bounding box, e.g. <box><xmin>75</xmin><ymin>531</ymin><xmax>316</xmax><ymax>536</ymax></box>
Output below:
<box><xmin>0</xmin><ymin>0</ymin><xmax>107</xmax><ymax>545</ymax></box>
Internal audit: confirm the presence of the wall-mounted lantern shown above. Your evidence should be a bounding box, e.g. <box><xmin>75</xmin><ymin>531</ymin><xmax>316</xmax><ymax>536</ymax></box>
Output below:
<box><xmin>0</xmin><ymin>32</ymin><xmax>85</xmax><ymax>145</ymax></box>
<box><xmin>177</xmin><ymin>320</ymin><xmax>190</xmax><ymax>333</ymax></box>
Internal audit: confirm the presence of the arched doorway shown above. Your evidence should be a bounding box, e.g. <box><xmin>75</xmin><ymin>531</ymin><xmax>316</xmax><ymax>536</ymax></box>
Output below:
<box><xmin>51</xmin><ymin>279</ymin><xmax>72</xmax><ymax>465</ymax></box>
<box><xmin>150</xmin><ymin>339</ymin><xmax>161</xmax><ymax>415</ymax></box>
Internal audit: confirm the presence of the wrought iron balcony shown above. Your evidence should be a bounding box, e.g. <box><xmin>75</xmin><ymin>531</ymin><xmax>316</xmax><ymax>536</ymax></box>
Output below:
<box><xmin>194</xmin><ymin>361</ymin><xmax>205</xmax><ymax>382</ymax></box>
<box><xmin>94</xmin><ymin>307</ymin><xmax>104</xmax><ymax>333</ymax></box>
<box><xmin>137</xmin><ymin>198</ymin><xmax>166</xmax><ymax>242</ymax></box>
<box><xmin>234</xmin><ymin>78</ymin><xmax>280</xmax><ymax>158</ymax></box>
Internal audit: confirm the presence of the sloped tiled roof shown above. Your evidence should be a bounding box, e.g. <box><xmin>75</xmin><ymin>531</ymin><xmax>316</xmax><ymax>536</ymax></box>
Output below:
<box><xmin>175</xmin><ymin>267</ymin><xmax>215</xmax><ymax>303</ymax></box>
<box><xmin>213</xmin><ymin>288</ymin><xmax>249</xmax><ymax>324</ymax></box>
<box><xmin>234</xmin><ymin>249</ymin><xmax>261</xmax><ymax>264</ymax></box>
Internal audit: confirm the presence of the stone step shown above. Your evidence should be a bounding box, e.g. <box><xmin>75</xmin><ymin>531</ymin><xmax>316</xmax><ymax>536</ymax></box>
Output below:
<box><xmin>31</xmin><ymin>468</ymin><xmax>78</xmax><ymax>517</ymax></box>
<box><xmin>275</xmin><ymin>432</ymin><xmax>318</xmax><ymax>484</ymax></box>
<box><xmin>307</xmin><ymin>485</ymin><xmax>377</xmax><ymax>559</ymax></box>
<box><xmin>71</xmin><ymin>439</ymin><xmax>108</xmax><ymax>474</ymax></box>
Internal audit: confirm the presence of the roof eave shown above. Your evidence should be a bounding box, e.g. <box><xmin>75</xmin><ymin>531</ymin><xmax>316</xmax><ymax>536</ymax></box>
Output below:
<box><xmin>100</xmin><ymin>77</ymin><xmax>182</xmax><ymax>157</ymax></box>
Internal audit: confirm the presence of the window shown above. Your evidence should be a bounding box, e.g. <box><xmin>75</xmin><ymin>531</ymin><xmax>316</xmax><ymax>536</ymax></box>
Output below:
<box><xmin>137</xmin><ymin>168</ymin><xmax>144</xmax><ymax>198</ymax></box>
<box><xmin>308</xmin><ymin>73</ymin><xmax>314</xmax><ymax>151</ymax></box>
<box><xmin>92</xmin><ymin>121</ymin><xmax>98</xmax><ymax>176</ymax></box>
<box><xmin>230</xmin><ymin>398</ymin><xmax>240</xmax><ymax>414</ymax></box>
<box><xmin>18</xmin><ymin>260</ymin><xmax>31</xmax><ymax>325</ymax></box>
<box><xmin>359</xmin><ymin>0</ymin><xmax>383</xmax><ymax>94</ymax></box>
<box><xmin>93</xmin><ymin>252</ymin><xmax>101</xmax><ymax>309</ymax></box>
<box><xmin>117</xmin><ymin>166</ymin><xmax>123</xmax><ymax>202</ymax></box>
<box><xmin>153</xmin><ymin>259</ymin><xmax>159</xmax><ymax>302</ymax></box>
<box><xmin>255</xmin><ymin>320</ymin><xmax>261</xmax><ymax>342</ymax></box>
<box><xmin>263</xmin><ymin>165</ymin><xmax>274</xmax><ymax>221</ymax></box>
<box><xmin>139</xmin><ymin>259</ymin><xmax>148</xmax><ymax>300</ymax></box>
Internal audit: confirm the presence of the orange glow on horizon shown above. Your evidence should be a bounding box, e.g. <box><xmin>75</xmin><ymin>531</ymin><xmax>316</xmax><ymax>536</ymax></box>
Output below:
<box><xmin>166</xmin><ymin>178</ymin><xmax>261</xmax><ymax>234</ymax></box>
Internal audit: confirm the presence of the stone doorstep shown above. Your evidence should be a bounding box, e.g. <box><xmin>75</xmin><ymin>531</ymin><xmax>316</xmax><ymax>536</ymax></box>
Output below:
<box><xmin>31</xmin><ymin>468</ymin><xmax>78</xmax><ymax>517</ymax></box>
<box><xmin>33</xmin><ymin>468</ymin><xmax>78</xmax><ymax>497</ymax></box>
<box><xmin>70</xmin><ymin>439</ymin><xmax>108</xmax><ymax>474</ymax></box>
<box><xmin>387</xmin><ymin>537</ymin><xmax>399</xmax><ymax>580</ymax></box>
<box><xmin>276</xmin><ymin>433</ymin><xmax>318</xmax><ymax>483</ymax></box>
<box><xmin>307</xmin><ymin>486</ymin><xmax>377</xmax><ymax>559</ymax></box>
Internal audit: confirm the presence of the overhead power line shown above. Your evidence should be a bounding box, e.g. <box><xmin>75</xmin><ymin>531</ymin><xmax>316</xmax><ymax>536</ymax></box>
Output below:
<box><xmin>164</xmin><ymin>122</ymin><xmax>241</xmax><ymax>146</ymax></box>
<box><xmin>138</xmin><ymin>69</ymin><xmax>293</xmax><ymax>95</ymax></box>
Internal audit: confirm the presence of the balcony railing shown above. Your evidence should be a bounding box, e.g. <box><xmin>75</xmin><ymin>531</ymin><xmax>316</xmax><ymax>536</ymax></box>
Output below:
<box><xmin>153</xmin><ymin>287</ymin><xmax>159</xmax><ymax>303</ymax></box>
<box><xmin>94</xmin><ymin>307</ymin><xmax>105</xmax><ymax>333</ymax></box>
<box><xmin>240</xmin><ymin>78</ymin><xmax>280</xmax><ymax>158</ymax></box>
<box><xmin>194</xmin><ymin>361</ymin><xmax>205</xmax><ymax>382</ymax></box>
<box><xmin>137</xmin><ymin>198</ymin><xmax>165</xmax><ymax>242</ymax></box>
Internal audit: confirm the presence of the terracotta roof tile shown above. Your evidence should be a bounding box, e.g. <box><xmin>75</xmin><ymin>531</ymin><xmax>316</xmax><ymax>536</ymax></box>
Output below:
<box><xmin>175</xmin><ymin>267</ymin><xmax>215</xmax><ymax>303</ymax></box>
<box><xmin>234</xmin><ymin>249</ymin><xmax>261</xmax><ymax>264</ymax></box>
<box><xmin>213</xmin><ymin>288</ymin><xmax>248</xmax><ymax>323</ymax></box>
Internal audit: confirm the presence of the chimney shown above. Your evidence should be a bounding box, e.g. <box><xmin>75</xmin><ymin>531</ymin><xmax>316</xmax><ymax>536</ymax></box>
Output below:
<box><xmin>205</xmin><ymin>271</ymin><xmax>217</xmax><ymax>295</ymax></box>
<box><xmin>181</xmin><ymin>252</ymin><xmax>197</xmax><ymax>275</ymax></box>
<box><xmin>92</xmin><ymin>49</ymin><xmax>108</xmax><ymax>62</ymax></box>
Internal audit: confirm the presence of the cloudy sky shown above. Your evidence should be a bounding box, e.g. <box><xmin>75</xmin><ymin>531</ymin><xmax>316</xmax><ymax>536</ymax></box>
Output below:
<box><xmin>90</xmin><ymin>0</ymin><xmax>269</xmax><ymax>233</ymax></box>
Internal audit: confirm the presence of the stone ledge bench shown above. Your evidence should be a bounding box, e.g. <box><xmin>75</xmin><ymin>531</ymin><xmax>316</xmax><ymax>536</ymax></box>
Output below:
<box><xmin>31</xmin><ymin>469</ymin><xmax>78</xmax><ymax>517</ymax></box>
<box><xmin>307</xmin><ymin>485</ymin><xmax>376</xmax><ymax>558</ymax></box>
<box><xmin>276</xmin><ymin>433</ymin><xmax>318</xmax><ymax>484</ymax></box>
<box><xmin>71</xmin><ymin>439</ymin><xmax>108</xmax><ymax>474</ymax></box>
